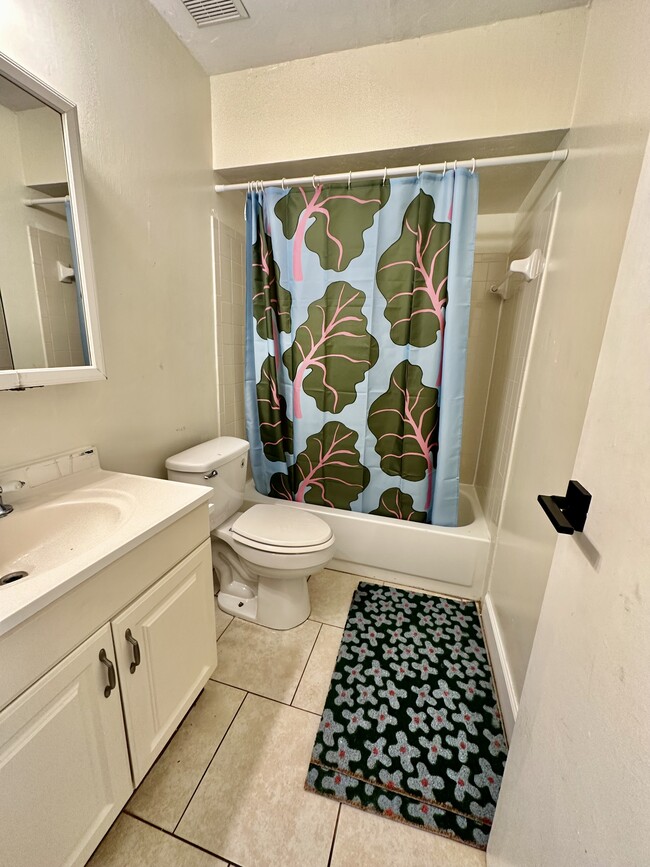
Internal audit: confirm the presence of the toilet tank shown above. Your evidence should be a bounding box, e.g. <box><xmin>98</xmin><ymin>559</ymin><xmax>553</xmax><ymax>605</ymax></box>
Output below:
<box><xmin>165</xmin><ymin>436</ymin><xmax>249</xmax><ymax>530</ymax></box>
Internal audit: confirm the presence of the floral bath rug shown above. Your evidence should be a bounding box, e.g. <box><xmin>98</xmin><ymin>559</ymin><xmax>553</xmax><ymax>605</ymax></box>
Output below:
<box><xmin>305</xmin><ymin>582</ymin><xmax>508</xmax><ymax>850</ymax></box>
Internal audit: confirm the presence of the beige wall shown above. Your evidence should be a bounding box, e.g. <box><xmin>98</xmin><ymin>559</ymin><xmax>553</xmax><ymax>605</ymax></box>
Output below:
<box><xmin>17</xmin><ymin>106</ymin><xmax>67</xmax><ymax>187</ymax></box>
<box><xmin>488</xmin><ymin>110</ymin><xmax>650</xmax><ymax>867</ymax></box>
<box><xmin>484</xmin><ymin>0</ymin><xmax>650</xmax><ymax>703</ymax></box>
<box><xmin>0</xmin><ymin>0</ymin><xmax>216</xmax><ymax>477</ymax></box>
<box><xmin>210</xmin><ymin>9</ymin><xmax>587</xmax><ymax>170</ymax></box>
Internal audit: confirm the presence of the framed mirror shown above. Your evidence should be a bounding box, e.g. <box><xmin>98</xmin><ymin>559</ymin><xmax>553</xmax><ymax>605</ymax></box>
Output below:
<box><xmin>0</xmin><ymin>52</ymin><xmax>105</xmax><ymax>390</ymax></box>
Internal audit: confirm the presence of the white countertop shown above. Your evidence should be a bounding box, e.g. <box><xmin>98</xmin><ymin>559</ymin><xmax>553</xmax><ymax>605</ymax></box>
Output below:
<box><xmin>0</xmin><ymin>466</ymin><xmax>212</xmax><ymax>638</ymax></box>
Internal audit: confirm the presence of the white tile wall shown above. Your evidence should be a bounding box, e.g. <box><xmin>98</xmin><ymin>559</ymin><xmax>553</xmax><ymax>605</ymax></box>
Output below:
<box><xmin>475</xmin><ymin>234</ymin><xmax>541</xmax><ymax>531</ymax></box>
<box><xmin>28</xmin><ymin>226</ymin><xmax>85</xmax><ymax>367</ymax></box>
<box><xmin>461</xmin><ymin>252</ymin><xmax>509</xmax><ymax>483</ymax></box>
<box><xmin>214</xmin><ymin>220</ymin><xmax>246</xmax><ymax>438</ymax></box>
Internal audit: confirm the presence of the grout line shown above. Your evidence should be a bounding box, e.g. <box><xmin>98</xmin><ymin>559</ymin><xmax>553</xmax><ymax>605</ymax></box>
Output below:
<box><xmin>207</xmin><ymin>678</ymin><xmax>322</xmax><ymax>716</ymax></box>
<box><xmin>172</xmin><ymin>692</ymin><xmax>250</xmax><ymax>835</ymax></box>
<box><xmin>216</xmin><ymin>615</ymin><xmax>235</xmax><ymax>642</ymax></box>
<box><xmin>290</xmin><ymin>621</ymin><xmax>323</xmax><ymax>706</ymax></box>
<box><xmin>124</xmin><ymin>813</ymin><xmax>237</xmax><ymax>864</ymax></box>
<box><xmin>326</xmin><ymin>803</ymin><xmax>341</xmax><ymax>867</ymax></box>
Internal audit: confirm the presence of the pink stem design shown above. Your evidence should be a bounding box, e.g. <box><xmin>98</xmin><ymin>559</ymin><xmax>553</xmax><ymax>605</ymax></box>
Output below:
<box><xmin>292</xmin><ymin>286</ymin><xmax>371</xmax><ymax>419</ymax></box>
<box><xmin>294</xmin><ymin>424</ymin><xmax>362</xmax><ymax>503</ymax></box>
<box><xmin>291</xmin><ymin>186</ymin><xmax>382</xmax><ymax>281</ymax></box>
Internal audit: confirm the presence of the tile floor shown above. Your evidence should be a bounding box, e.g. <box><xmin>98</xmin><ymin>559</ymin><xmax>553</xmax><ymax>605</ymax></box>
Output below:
<box><xmin>89</xmin><ymin>569</ymin><xmax>487</xmax><ymax>867</ymax></box>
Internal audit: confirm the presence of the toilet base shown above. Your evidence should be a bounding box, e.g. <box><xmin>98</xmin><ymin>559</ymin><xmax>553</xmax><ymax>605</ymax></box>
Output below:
<box><xmin>213</xmin><ymin>537</ymin><xmax>312</xmax><ymax>630</ymax></box>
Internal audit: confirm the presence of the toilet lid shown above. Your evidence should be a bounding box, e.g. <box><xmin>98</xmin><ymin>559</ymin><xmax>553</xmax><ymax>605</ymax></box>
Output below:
<box><xmin>231</xmin><ymin>504</ymin><xmax>333</xmax><ymax>549</ymax></box>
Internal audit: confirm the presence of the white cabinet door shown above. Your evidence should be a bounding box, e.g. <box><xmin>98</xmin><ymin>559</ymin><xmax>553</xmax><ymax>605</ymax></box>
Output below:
<box><xmin>112</xmin><ymin>540</ymin><xmax>216</xmax><ymax>785</ymax></box>
<box><xmin>0</xmin><ymin>624</ymin><xmax>132</xmax><ymax>867</ymax></box>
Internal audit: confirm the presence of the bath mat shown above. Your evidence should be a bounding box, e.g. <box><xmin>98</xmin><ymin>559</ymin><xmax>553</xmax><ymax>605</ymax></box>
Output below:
<box><xmin>305</xmin><ymin>583</ymin><xmax>508</xmax><ymax>850</ymax></box>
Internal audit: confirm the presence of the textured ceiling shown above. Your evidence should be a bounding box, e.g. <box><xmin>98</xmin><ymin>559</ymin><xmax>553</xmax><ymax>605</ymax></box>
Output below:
<box><xmin>147</xmin><ymin>0</ymin><xmax>588</xmax><ymax>75</ymax></box>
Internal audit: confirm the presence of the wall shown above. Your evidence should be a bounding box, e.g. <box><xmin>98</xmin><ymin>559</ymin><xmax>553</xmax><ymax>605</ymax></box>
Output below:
<box><xmin>210</xmin><ymin>9</ymin><xmax>587</xmax><ymax>170</ymax></box>
<box><xmin>0</xmin><ymin>0</ymin><xmax>216</xmax><ymax>477</ymax></box>
<box><xmin>483</xmin><ymin>0</ymin><xmax>650</xmax><ymax>704</ymax></box>
<box><xmin>17</xmin><ymin>106</ymin><xmax>67</xmax><ymax>186</ymax></box>
<box><xmin>488</xmin><ymin>111</ymin><xmax>650</xmax><ymax>867</ymax></box>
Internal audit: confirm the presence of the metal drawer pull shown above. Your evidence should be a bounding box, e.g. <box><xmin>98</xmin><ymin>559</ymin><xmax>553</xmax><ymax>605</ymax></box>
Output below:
<box><xmin>125</xmin><ymin>628</ymin><xmax>141</xmax><ymax>673</ymax></box>
<box><xmin>99</xmin><ymin>649</ymin><xmax>117</xmax><ymax>697</ymax></box>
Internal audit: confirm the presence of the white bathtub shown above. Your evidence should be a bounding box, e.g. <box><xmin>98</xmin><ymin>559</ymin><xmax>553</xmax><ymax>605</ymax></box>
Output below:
<box><xmin>243</xmin><ymin>481</ymin><xmax>491</xmax><ymax>598</ymax></box>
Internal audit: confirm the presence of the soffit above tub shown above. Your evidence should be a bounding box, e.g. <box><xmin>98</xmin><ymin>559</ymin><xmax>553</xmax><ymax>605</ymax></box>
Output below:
<box><xmin>213</xmin><ymin>130</ymin><xmax>569</xmax><ymax>215</ymax></box>
<box><xmin>146</xmin><ymin>0</ymin><xmax>588</xmax><ymax>75</ymax></box>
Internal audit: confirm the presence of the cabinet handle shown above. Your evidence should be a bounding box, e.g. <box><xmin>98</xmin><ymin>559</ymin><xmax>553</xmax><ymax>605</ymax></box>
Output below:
<box><xmin>125</xmin><ymin>628</ymin><xmax>141</xmax><ymax>673</ymax></box>
<box><xmin>99</xmin><ymin>648</ymin><xmax>117</xmax><ymax>697</ymax></box>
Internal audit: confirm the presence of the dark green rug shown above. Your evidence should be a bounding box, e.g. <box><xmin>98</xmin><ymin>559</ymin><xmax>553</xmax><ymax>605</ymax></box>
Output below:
<box><xmin>305</xmin><ymin>582</ymin><xmax>508</xmax><ymax>850</ymax></box>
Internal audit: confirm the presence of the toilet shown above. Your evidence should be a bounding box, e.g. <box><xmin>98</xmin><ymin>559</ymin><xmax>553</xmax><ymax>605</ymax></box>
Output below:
<box><xmin>165</xmin><ymin>437</ymin><xmax>335</xmax><ymax>630</ymax></box>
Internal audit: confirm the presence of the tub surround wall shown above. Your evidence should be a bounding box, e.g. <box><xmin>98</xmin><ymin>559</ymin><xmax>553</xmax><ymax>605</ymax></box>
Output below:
<box><xmin>484</xmin><ymin>0</ymin><xmax>650</xmax><ymax>708</ymax></box>
<box><xmin>214</xmin><ymin>219</ymin><xmax>245</xmax><ymax>439</ymax></box>
<box><xmin>0</xmin><ymin>0</ymin><xmax>216</xmax><ymax>477</ymax></box>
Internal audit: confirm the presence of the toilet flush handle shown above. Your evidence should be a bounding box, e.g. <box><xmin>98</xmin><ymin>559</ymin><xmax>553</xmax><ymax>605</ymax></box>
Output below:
<box><xmin>204</xmin><ymin>469</ymin><xmax>218</xmax><ymax>479</ymax></box>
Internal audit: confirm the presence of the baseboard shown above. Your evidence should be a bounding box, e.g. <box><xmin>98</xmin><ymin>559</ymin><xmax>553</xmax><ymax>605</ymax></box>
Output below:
<box><xmin>481</xmin><ymin>593</ymin><xmax>518</xmax><ymax>742</ymax></box>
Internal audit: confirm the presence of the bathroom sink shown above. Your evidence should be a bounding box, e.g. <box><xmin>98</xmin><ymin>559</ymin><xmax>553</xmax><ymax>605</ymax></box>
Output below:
<box><xmin>0</xmin><ymin>493</ymin><xmax>133</xmax><ymax>578</ymax></box>
<box><xmin>0</xmin><ymin>457</ymin><xmax>213</xmax><ymax>638</ymax></box>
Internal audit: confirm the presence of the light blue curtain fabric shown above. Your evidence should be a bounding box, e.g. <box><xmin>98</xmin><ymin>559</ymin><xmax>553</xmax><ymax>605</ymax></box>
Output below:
<box><xmin>244</xmin><ymin>171</ymin><xmax>478</xmax><ymax>526</ymax></box>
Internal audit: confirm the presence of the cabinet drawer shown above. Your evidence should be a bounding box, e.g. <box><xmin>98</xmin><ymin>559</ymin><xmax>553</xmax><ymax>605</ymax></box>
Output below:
<box><xmin>111</xmin><ymin>540</ymin><xmax>216</xmax><ymax>785</ymax></box>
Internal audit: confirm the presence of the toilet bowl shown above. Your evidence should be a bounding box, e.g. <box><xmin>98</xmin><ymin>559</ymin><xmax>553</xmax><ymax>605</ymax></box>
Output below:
<box><xmin>165</xmin><ymin>437</ymin><xmax>335</xmax><ymax>630</ymax></box>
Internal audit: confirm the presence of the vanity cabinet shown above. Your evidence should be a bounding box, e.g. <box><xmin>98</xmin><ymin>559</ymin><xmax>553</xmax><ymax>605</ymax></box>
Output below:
<box><xmin>0</xmin><ymin>624</ymin><xmax>132</xmax><ymax>867</ymax></box>
<box><xmin>0</xmin><ymin>533</ymin><xmax>216</xmax><ymax>867</ymax></box>
<box><xmin>112</xmin><ymin>542</ymin><xmax>216</xmax><ymax>785</ymax></box>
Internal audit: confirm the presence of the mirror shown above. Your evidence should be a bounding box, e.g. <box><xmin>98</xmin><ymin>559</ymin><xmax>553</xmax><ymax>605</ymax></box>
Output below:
<box><xmin>0</xmin><ymin>53</ymin><xmax>104</xmax><ymax>390</ymax></box>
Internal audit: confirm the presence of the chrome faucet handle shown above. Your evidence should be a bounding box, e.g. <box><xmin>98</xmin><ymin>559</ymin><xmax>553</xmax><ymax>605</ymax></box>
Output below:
<box><xmin>0</xmin><ymin>479</ymin><xmax>26</xmax><ymax>518</ymax></box>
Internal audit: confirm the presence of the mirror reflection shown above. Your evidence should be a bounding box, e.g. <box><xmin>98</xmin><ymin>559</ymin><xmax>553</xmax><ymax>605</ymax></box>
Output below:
<box><xmin>0</xmin><ymin>74</ymin><xmax>89</xmax><ymax>370</ymax></box>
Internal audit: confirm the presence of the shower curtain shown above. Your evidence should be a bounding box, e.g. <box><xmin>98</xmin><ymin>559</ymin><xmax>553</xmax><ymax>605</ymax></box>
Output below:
<box><xmin>244</xmin><ymin>171</ymin><xmax>478</xmax><ymax>526</ymax></box>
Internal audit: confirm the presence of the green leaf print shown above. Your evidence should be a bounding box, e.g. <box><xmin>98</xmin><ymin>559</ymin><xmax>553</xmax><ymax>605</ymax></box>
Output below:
<box><xmin>283</xmin><ymin>281</ymin><xmax>379</xmax><ymax>419</ymax></box>
<box><xmin>256</xmin><ymin>356</ymin><xmax>293</xmax><ymax>462</ymax></box>
<box><xmin>274</xmin><ymin>181</ymin><xmax>390</xmax><ymax>280</ymax></box>
<box><xmin>268</xmin><ymin>421</ymin><xmax>370</xmax><ymax>510</ymax></box>
<box><xmin>251</xmin><ymin>204</ymin><xmax>291</xmax><ymax>339</ymax></box>
<box><xmin>368</xmin><ymin>360</ymin><xmax>439</xmax><ymax>511</ymax></box>
<box><xmin>371</xmin><ymin>488</ymin><xmax>427</xmax><ymax>522</ymax></box>
<box><xmin>376</xmin><ymin>190</ymin><xmax>451</xmax><ymax>347</ymax></box>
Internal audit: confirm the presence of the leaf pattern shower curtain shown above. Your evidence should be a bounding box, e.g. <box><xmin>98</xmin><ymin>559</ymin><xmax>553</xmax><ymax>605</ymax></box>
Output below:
<box><xmin>244</xmin><ymin>172</ymin><xmax>478</xmax><ymax>526</ymax></box>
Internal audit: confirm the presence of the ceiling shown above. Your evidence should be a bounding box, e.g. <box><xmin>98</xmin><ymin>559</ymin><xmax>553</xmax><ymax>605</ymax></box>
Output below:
<box><xmin>147</xmin><ymin>0</ymin><xmax>588</xmax><ymax>75</ymax></box>
<box><xmin>0</xmin><ymin>75</ymin><xmax>45</xmax><ymax>112</ymax></box>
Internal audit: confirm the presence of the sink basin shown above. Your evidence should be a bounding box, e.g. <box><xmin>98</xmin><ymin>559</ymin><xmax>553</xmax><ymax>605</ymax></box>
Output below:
<box><xmin>0</xmin><ymin>494</ymin><xmax>133</xmax><ymax>577</ymax></box>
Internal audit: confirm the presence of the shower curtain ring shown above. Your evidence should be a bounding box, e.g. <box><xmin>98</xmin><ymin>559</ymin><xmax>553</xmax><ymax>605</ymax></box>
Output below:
<box><xmin>442</xmin><ymin>161</ymin><xmax>447</xmax><ymax>177</ymax></box>
<box><xmin>471</xmin><ymin>158</ymin><xmax>476</xmax><ymax>174</ymax></box>
<box><xmin>382</xmin><ymin>167</ymin><xmax>388</xmax><ymax>185</ymax></box>
<box><xmin>312</xmin><ymin>174</ymin><xmax>317</xmax><ymax>189</ymax></box>
<box><xmin>453</xmin><ymin>160</ymin><xmax>458</xmax><ymax>172</ymax></box>
<box><xmin>417</xmin><ymin>164</ymin><xmax>421</xmax><ymax>179</ymax></box>
<box><xmin>281</xmin><ymin>177</ymin><xmax>286</xmax><ymax>190</ymax></box>
<box><xmin>348</xmin><ymin>171</ymin><xmax>352</xmax><ymax>189</ymax></box>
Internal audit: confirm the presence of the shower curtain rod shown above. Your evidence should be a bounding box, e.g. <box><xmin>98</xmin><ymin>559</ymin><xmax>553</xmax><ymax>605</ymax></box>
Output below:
<box><xmin>214</xmin><ymin>149</ymin><xmax>568</xmax><ymax>192</ymax></box>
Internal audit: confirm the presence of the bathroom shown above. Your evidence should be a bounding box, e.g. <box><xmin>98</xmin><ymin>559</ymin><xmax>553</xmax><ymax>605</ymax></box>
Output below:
<box><xmin>0</xmin><ymin>0</ymin><xmax>648</xmax><ymax>864</ymax></box>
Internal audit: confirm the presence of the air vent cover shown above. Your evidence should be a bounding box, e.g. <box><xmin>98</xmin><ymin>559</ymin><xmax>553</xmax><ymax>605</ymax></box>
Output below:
<box><xmin>181</xmin><ymin>0</ymin><xmax>249</xmax><ymax>27</ymax></box>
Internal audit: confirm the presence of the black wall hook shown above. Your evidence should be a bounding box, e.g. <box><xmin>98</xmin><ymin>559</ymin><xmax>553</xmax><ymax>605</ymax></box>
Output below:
<box><xmin>537</xmin><ymin>480</ymin><xmax>592</xmax><ymax>535</ymax></box>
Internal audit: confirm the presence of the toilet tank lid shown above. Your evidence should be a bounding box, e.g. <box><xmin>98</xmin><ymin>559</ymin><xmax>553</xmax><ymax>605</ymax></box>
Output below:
<box><xmin>165</xmin><ymin>436</ymin><xmax>249</xmax><ymax>473</ymax></box>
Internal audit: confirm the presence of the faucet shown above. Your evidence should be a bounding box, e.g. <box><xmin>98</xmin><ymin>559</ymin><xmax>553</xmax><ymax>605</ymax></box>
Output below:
<box><xmin>0</xmin><ymin>480</ymin><xmax>26</xmax><ymax>518</ymax></box>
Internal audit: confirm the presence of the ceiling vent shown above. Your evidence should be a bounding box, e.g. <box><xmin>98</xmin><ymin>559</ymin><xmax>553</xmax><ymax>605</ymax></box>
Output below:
<box><xmin>181</xmin><ymin>0</ymin><xmax>249</xmax><ymax>27</ymax></box>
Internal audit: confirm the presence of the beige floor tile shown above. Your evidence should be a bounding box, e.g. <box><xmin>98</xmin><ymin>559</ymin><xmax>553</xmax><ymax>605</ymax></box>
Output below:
<box><xmin>211</xmin><ymin>617</ymin><xmax>320</xmax><ymax>702</ymax></box>
<box><xmin>177</xmin><ymin>695</ymin><xmax>338</xmax><ymax>867</ymax></box>
<box><xmin>330</xmin><ymin>804</ymin><xmax>486</xmax><ymax>867</ymax></box>
<box><xmin>213</xmin><ymin>596</ymin><xmax>233</xmax><ymax>639</ymax></box>
<box><xmin>292</xmin><ymin>624</ymin><xmax>343</xmax><ymax>715</ymax></box>
<box><xmin>126</xmin><ymin>681</ymin><xmax>245</xmax><ymax>832</ymax></box>
<box><xmin>88</xmin><ymin>814</ymin><xmax>226</xmax><ymax>866</ymax></box>
<box><xmin>308</xmin><ymin>569</ymin><xmax>365</xmax><ymax>627</ymax></box>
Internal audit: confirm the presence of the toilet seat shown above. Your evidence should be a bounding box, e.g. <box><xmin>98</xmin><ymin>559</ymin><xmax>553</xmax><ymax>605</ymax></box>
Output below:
<box><xmin>230</xmin><ymin>504</ymin><xmax>333</xmax><ymax>554</ymax></box>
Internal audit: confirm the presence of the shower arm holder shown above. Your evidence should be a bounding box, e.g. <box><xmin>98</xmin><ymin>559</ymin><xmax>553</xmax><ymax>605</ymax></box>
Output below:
<box><xmin>489</xmin><ymin>249</ymin><xmax>544</xmax><ymax>299</ymax></box>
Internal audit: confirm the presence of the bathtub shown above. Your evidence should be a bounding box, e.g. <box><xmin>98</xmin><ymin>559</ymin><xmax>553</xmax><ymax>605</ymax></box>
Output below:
<box><xmin>243</xmin><ymin>481</ymin><xmax>491</xmax><ymax>598</ymax></box>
